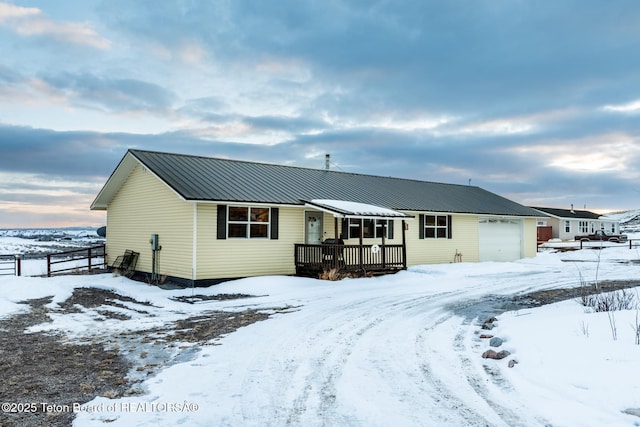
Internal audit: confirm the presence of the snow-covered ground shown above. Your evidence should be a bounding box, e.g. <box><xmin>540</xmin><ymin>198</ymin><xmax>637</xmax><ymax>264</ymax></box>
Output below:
<box><xmin>0</xmin><ymin>228</ymin><xmax>104</xmax><ymax>257</ymax></box>
<box><xmin>0</xmin><ymin>228</ymin><xmax>105</xmax><ymax>276</ymax></box>
<box><xmin>604</xmin><ymin>209</ymin><xmax>640</xmax><ymax>233</ymax></box>
<box><xmin>0</xmin><ymin>233</ymin><xmax>639</xmax><ymax>426</ymax></box>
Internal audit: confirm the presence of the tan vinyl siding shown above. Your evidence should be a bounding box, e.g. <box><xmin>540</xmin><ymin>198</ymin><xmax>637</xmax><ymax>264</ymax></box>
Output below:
<box><xmin>323</xmin><ymin>213</ymin><xmax>340</xmax><ymax>240</ymax></box>
<box><xmin>106</xmin><ymin>164</ymin><xmax>193</xmax><ymax>279</ymax></box>
<box><xmin>196</xmin><ymin>205</ymin><xmax>303</xmax><ymax>279</ymax></box>
<box><xmin>404</xmin><ymin>213</ymin><xmax>479</xmax><ymax>265</ymax></box>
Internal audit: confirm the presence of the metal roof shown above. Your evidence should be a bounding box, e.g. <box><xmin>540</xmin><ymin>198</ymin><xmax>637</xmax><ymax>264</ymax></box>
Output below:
<box><xmin>531</xmin><ymin>206</ymin><xmax>603</xmax><ymax>220</ymax></box>
<box><xmin>92</xmin><ymin>149</ymin><xmax>543</xmax><ymax>217</ymax></box>
<box><xmin>303</xmin><ymin>200</ymin><xmax>414</xmax><ymax>219</ymax></box>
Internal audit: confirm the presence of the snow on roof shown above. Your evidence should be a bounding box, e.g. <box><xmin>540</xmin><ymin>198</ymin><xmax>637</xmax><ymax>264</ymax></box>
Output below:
<box><xmin>306</xmin><ymin>199</ymin><xmax>413</xmax><ymax>219</ymax></box>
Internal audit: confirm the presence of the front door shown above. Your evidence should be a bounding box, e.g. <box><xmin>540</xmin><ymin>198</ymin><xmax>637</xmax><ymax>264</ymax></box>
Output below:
<box><xmin>305</xmin><ymin>211</ymin><xmax>323</xmax><ymax>244</ymax></box>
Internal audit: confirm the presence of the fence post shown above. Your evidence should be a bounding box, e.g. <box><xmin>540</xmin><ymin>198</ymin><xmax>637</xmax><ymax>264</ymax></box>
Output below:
<box><xmin>47</xmin><ymin>253</ymin><xmax>51</xmax><ymax>277</ymax></box>
<box><xmin>15</xmin><ymin>255</ymin><xmax>21</xmax><ymax>277</ymax></box>
<box><xmin>88</xmin><ymin>247</ymin><xmax>92</xmax><ymax>271</ymax></box>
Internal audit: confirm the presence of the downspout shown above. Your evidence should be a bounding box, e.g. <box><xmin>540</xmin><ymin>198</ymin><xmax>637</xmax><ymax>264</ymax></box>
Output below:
<box><xmin>402</xmin><ymin>220</ymin><xmax>407</xmax><ymax>269</ymax></box>
<box><xmin>193</xmin><ymin>203</ymin><xmax>198</xmax><ymax>287</ymax></box>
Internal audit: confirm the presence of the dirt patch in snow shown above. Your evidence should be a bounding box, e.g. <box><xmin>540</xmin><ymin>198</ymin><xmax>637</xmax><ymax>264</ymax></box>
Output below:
<box><xmin>0</xmin><ymin>295</ymin><xmax>131</xmax><ymax>427</ymax></box>
<box><xmin>0</xmin><ymin>288</ymin><xmax>279</xmax><ymax>427</ymax></box>
<box><xmin>171</xmin><ymin>293</ymin><xmax>257</xmax><ymax>303</ymax></box>
<box><xmin>503</xmin><ymin>280</ymin><xmax>640</xmax><ymax>310</ymax></box>
<box><xmin>451</xmin><ymin>280</ymin><xmax>640</xmax><ymax>324</ymax></box>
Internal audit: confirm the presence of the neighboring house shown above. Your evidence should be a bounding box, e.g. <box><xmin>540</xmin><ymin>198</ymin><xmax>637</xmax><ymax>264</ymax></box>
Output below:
<box><xmin>91</xmin><ymin>149</ymin><xmax>543</xmax><ymax>286</ymax></box>
<box><xmin>531</xmin><ymin>206</ymin><xmax>621</xmax><ymax>241</ymax></box>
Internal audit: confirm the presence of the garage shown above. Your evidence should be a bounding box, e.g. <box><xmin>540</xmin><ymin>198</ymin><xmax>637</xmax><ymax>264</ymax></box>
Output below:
<box><xmin>478</xmin><ymin>218</ymin><xmax>523</xmax><ymax>262</ymax></box>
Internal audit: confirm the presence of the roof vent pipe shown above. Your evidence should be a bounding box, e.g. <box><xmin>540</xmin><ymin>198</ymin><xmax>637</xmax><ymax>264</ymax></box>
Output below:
<box><xmin>571</xmin><ymin>204</ymin><xmax>575</xmax><ymax>214</ymax></box>
<box><xmin>325</xmin><ymin>154</ymin><xmax>330</xmax><ymax>171</ymax></box>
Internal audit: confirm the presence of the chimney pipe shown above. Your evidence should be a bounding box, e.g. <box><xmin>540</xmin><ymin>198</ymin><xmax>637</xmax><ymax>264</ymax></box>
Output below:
<box><xmin>325</xmin><ymin>154</ymin><xmax>330</xmax><ymax>171</ymax></box>
<box><xmin>571</xmin><ymin>204</ymin><xmax>575</xmax><ymax>214</ymax></box>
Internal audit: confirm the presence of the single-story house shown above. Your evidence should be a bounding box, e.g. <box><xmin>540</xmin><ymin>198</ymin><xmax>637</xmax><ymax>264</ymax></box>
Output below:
<box><xmin>531</xmin><ymin>206</ymin><xmax>621</xmax><ymax>241</ymax></box>
<box><xmin>91</xmin><ymin>149</ymin><xmax>543</xmax><ymax>285</ymax></box>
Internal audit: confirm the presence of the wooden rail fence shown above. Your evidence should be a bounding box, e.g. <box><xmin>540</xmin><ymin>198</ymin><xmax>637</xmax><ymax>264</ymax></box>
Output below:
<box><xmin>47</xmin><ymin>245</ymin><xmax>107</xmax><ymax>277</ymax></box>
<box><xmin>0</xmin><ymin>256</ymin><xmax>18</xmax><ymax>276</ymax></box>
<box><xmin>578</xmin><ymin>239</ymin><xmax>639</xmax><ymax>250</ymax></box>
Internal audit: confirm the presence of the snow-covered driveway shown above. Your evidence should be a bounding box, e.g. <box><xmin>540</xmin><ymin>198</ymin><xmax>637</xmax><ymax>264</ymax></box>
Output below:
<box><xmin>71</xmin><ymin>247</ymin><xmax>639</xmax><ymax>427</ymax></box>
<box><xmin>2</xmin><ymin>246</ymin><xmax>638</xmax><ymax>426</ymax></box>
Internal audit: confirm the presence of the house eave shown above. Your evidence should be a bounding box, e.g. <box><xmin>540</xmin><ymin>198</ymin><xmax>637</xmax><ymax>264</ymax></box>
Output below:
<box><xmin>90</xmin><ymin>152</ymin><xmax>139</xmax><ymax>210</ymax></box>
<box><xmin>91</xmin><ymin>150</ymin><xmax>190</xmax><ymax>211</ymax></box>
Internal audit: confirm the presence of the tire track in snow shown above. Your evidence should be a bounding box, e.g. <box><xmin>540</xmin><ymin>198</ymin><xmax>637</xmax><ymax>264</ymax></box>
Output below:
<box><xmin>251</xmin><ymin>292</ymin><xmax>483</xmax><ymax>425</ymax></box>
<box><xmin>449</xmin><ymin>316</ymin><xmax>550</xmax><ymax>427</ymax></box>
<box><xmin>231</xmin><ymin>279</ymin><xmax>560</xmax><ymax>426</ymax></box>
<box><xmin>283</xmin><ymin>300</ymin><xmax>393</xmax><ymax>426</ymax></box>
<box><xmin>236</xmin><ymin>296</ymin><xmax>391</xmax><ymax>426</ymax></box>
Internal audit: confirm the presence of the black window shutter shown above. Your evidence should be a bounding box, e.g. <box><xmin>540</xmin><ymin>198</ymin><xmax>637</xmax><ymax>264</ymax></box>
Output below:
<box><xmin>270</xmin><ymin>208</ymin><xmax>279</xmax><ymax>240</ymax></box>
<box><xmin>418</xmin><ymin>215</ymin><xmax>425</xmax><ymax>239</ymax></box>
<box><xmin>341</xmin><ymin>218</ymin><xmax>349</xmax><ymax>239</ymax></box>
<box><xmin>217</xmin><ymin>205</ymin><xmax>227</xmax><ymax>239</ymax></box>
<box><xmin>447</xmin><ymin>215</ymin><xmax>452</xmax><ymax>239</ymax></box>
<box><xmin>388</xmin><ymin>220</ymin><xmax>394</xmax><ymax>239</ymax></box>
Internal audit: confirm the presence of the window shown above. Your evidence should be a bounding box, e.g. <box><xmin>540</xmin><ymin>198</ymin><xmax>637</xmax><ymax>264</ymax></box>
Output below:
<box><xmin>375</xmin><ymin>220</ymin><xmax>391</xmax><ymax>238</ymax></box>
<box><xmin>590</xmin><ymin>222</ymin><xmax>595</xmax><ymax>233</ymax></box>
<box><xmin>347</xmin><ymin>219</ymin><xmax>393</xmax><ymax>239</ymax></box>
<box><xmin>564</xmin><ymin>221</ymin><xmax>571</xmax><ymax>233</ymax></box>
<box><xmin>227</xmin><ymin>206</ymin><xmax>270</xmax><ymax>238</ymax></box>
<box><xmin>579</xmin><ymin>221</ymin><xmax>589</xmax><ymax>233</ymax></box>
<box><xmin>611</xmin><ymin>223</ymin><xmax>616</xmax><ymax>233</ymax></box>
<box><xmin>349</xmin><ymin>218</ymin><xmax>362</xmax><ymax>238</ymax></box>
<box><xmin>425</xmin><ymin>215</ymin><xmax>448</xmax><ymax>239</ymax></box>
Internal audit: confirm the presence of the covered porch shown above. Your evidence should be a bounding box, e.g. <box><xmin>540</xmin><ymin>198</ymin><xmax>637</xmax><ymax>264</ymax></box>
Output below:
<box><xmin>294</xmin><ymin>199</ymin><xmax>413</xmax><ymax>277</ymax></box>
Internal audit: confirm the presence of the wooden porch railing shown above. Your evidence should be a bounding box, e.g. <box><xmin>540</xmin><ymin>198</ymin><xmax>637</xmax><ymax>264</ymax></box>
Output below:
<box><xmin>294</xmin><ymin>243</ymin><xmax>406</xmax><ymax>275</ymax></box>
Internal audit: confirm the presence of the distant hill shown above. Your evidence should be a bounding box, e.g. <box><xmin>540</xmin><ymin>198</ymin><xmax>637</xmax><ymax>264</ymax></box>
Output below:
<box><xmin>0</xmin><ymin>227</ymin><xmax>103</xmax><ymax>239</ymax></box>
<box><xmin>601</xmin><ymin>209</ymin><xmax>640</xmax><ymax>233</ymax></box>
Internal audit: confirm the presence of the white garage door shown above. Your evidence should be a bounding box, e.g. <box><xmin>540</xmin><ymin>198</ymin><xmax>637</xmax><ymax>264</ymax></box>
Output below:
<box><xmin>479</xmin><ymin>218</ymin><xmax>523</xmax><ymax>262</ymax></box>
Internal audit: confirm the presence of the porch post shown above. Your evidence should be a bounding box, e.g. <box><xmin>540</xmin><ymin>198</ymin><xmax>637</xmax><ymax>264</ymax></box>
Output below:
<box><xmin>359</xmin><ymin>220</ymin><xmax>364</xmax><ymax>271</ymax></box>
<box><xmin>381</xmin><ymin>221</ymin><xmax>386</xmax><ymax>268</ymax></box>
<box><xmin>334</xmin><ymin>217</ymin><xmax>339</xmax><ymax>269</ymax></box>
<box><xmin>402</xmin><ymin>220</ymin><xmax>407</xmax><ymax>269</ymax></box>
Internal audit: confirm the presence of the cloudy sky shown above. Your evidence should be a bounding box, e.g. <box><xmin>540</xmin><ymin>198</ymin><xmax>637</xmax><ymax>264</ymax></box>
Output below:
<box><xmin>1</xmin><ymin>0</ymin><xmax>639</xmax><ymax>228</ymax></box>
